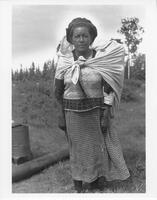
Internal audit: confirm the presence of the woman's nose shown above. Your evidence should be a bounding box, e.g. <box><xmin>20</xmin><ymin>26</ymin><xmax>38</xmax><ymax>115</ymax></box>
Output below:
<box><xmin>79</xmin><ymin>36</ymin><xmax>84</xmax><ymax>42</ymax></box>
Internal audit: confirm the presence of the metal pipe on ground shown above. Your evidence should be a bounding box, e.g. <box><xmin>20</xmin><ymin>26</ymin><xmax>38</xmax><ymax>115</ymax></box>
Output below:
<box><xmin>12</xmin><ymin>148</ymin><xmax>69</xmax><ymax>182</ymax></box>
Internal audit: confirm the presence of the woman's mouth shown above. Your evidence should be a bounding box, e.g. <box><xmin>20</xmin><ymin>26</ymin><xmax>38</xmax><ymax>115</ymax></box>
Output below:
<box><xmin>78</xmin><ymin>45</ymin><xmax>86</xmax><ymax>48</ymax></box>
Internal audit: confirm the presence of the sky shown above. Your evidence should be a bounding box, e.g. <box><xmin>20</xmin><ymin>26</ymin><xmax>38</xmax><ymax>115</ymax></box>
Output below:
<box><xmin>12</xmin><ymin>4</ymin><xmax>146</xmax><ymax>70</ymax></box>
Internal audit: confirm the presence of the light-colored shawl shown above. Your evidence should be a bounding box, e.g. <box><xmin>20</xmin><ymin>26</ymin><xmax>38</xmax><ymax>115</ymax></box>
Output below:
<box><xmin>55</xmin><ymin>36</ymin><xmax>125</xmax><ymax>114</ymax></box>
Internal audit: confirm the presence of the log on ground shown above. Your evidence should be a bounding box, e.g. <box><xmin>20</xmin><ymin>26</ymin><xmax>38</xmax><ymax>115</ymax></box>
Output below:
<box><xmin>12</xmin><ymin>148</ymin><xmax>69</xmax><ymax>182</ymax></box>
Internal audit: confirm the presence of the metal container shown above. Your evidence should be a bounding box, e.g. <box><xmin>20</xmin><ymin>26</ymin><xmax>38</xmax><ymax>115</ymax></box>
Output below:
<box><xmin>12</xmin><ymin>123</ymin><xmax>32</xmax><ymax>164</ymax></box>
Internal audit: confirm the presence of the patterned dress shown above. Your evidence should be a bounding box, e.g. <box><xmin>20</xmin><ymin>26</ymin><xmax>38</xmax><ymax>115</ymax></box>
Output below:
<box><xmin>55</xmin><ymin>50</ymin><xmax>130</xmax><ymax>183</ymax></box>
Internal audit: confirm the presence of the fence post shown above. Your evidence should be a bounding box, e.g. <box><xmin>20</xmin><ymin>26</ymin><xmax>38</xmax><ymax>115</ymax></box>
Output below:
<box><xmin>128</xmin><ymin>60</ymin><xmax>130</xmax><ymax>79</ymax></box>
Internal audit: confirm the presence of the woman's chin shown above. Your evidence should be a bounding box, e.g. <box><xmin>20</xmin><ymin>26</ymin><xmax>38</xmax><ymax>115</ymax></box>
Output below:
<box><xmin>77</xmin><ymin>48</ymin><xmax>88</xmax><ymax>54</ymax></box>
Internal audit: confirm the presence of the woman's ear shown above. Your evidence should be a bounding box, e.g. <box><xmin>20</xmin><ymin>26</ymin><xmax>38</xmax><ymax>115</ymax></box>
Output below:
<box><xmin>70</xmin><ymin>35</ymin><xmax>74</xmax><ymax>45</ymax></box>
<box><xmin>89</xmin><ymin>36</ymin><xmax>94</xmax><ymax>45</ymax></box>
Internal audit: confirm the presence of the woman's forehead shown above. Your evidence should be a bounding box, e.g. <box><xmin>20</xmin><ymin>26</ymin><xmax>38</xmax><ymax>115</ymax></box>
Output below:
<box><xmin>73</xmin><ymin>26</ymin><xmax>90</xmax><ymax>34</ymax></box>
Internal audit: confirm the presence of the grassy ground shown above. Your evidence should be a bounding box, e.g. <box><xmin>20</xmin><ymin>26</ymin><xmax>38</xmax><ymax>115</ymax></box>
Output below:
<box><xmin>12</xmin><ymin>80</ymin><xmax>145</xmax><ymax>193</ymax></box>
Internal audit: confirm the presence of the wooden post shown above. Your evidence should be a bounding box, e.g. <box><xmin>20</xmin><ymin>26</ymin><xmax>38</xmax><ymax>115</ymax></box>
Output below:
<box><xmin>128</xmin><ymin>59</ymin><xmax>130</xmax><ymax>79</ymax></box>
<box><xmin>128</xmin><ymin>51</ymin><xmax>133</xmax><ymax>79</ymax></box>
<box><xmin>127</xmin><ymin>47</ymin><xmax>130</xmax><ymax>79</ymax></box>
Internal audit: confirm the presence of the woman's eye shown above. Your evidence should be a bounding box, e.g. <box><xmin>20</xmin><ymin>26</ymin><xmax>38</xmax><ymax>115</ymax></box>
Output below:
<box><xmin>73</xmin><ymin>35</ymin><xmax>79</xmax><ymax>39</ymax></box>
<box><xmin>74</xmin><ymin>35</ymin><xmax>88</xmax><ymax>39</ymax></box>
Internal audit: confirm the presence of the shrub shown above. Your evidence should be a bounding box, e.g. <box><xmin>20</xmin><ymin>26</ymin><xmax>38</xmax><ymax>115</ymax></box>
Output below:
<box><xmin>121</xmin><ymin>85</ymin><xmax>138</xmax><ymax>102</ymax></box>
<box><xmin>132</xmin><ymin>54</ymin><xmax>145</xmax><ymax>80</ymax></box>
<box><xmin>124</xmin><ymin>79</ymin><xmax>143</xmax><ymax>88</ymax></box>
<box><xmin>121</xmin><ymin>79</ymin><xmax>143</xmax><ymax>102</ymax></box>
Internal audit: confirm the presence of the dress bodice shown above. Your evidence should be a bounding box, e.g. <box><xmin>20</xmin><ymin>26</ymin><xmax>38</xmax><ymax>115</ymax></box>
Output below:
<box><xmin>63</xmin><ymin>66</ymin><xmax>104</xmax><ymax>99</ymax></box>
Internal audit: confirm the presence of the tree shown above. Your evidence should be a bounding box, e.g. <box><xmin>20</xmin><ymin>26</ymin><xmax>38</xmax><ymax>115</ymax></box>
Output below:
<box><xmin>19</xmin><ymin>65</ymin><xmax>24</xmax><ymax>81</ymax></box>
<box><xmin>12</xmin><ymin>70</ymin><xmax>19</xmax><ymax>81</ymax></box>
<box><xmin>29</xmin><ymin>62</ymin><xmax>36</xmax><ymax>80</ymax></box>
<box><xmin>118</xmin><ymin>17</ymin><xmax>144</xmax><ymax>78</ymax></box>
<box><xmin>42</xmin><ymin>62</ymin><xmax>49</xmax><ymax>80</ymax></box>
<box><xmin>35</xmin><ymin>67</ymin><xmax>42</xmax><ymax>80</ymax></box>
<box><xmin>118</xmin><ymin>17</ymin><xmax>144</xmax><ymax>54</ymax></box>
<box><xmin>24</xmin><ymin>68</ymin><xmax>29</xmax><ymax>80</ymax></box>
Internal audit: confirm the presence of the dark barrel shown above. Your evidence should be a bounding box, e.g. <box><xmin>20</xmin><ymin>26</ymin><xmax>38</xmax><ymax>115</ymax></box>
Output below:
<box><xmin>12</xmin><ymin>123</ymin><xmax>32</xmax><ymax>164</ymax></box>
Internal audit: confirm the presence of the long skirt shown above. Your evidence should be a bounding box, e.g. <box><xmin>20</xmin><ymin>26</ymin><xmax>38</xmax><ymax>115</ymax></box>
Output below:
<box><xmin>65</xmin><ymin>108</ymin><xmax>130</xmax><ymax>183</ymax></box>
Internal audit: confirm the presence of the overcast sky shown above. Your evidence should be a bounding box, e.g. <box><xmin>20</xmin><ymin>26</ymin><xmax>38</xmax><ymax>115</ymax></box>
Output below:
<box><xmin>12</xmin><ymin>4</ymin><xmax>146</xmax><ymax>70</ymax></box>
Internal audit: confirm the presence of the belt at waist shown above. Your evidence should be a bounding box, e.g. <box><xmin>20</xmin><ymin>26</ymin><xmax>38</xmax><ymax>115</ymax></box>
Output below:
<box><xmin>63</xmin><ymin>97</ymin><xmax>105</xmax><ymax>112</ymax></box>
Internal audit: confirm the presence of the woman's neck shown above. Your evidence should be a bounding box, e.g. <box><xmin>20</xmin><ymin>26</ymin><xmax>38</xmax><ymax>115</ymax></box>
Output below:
<box><xmin>74</xmin><ymin>49</ymin><xmax>93</xmax><ymax>59</ymax></box>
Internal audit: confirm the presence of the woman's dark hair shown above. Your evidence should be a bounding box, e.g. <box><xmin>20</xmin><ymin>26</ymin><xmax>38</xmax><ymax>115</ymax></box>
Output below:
<box><xmin>66</xmin><ymin>17</ymin><xmax>97</xmax><ymax>44</ymax></box>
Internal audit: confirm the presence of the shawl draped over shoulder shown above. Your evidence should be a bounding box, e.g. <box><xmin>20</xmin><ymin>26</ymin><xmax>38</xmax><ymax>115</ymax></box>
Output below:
<box><xmin>55</xmin><ymin>36</ymin><xmax>125</xmax><ymax>114</ymax></box>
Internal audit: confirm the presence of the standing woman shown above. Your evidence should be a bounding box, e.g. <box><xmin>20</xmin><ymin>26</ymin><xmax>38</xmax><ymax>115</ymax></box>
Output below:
<box><xmin>54</xmin><ymin>18</ymin><xmax>130</xmax><ymax>193</ymax></box>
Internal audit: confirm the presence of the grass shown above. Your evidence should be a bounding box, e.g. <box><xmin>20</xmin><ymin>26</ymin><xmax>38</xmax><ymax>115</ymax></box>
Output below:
<box><xmin>12</xmin><ymin>79</ymin><xmax>145</xmax><ymax>193</ymax></box>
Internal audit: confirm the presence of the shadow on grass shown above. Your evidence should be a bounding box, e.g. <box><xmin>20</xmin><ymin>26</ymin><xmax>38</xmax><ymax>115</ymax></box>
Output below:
<box><xmin>108</xmin><ymin>149</ymin><xmax>145</xmax><ymax>193</ymax></box>
<box><xmin>90</xmin><ymin>149</ymin><xmax>145</xmax><ymax>193</ymax></box>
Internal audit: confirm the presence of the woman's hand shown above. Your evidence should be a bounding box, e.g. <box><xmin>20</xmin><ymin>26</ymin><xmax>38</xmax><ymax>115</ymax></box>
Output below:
<box><xmin>100</xmin><ymin>106</ymin><xmax>111</xmax><ymax>133</ymax></box>
<box><xmin>56</xmin><ymin>101</ymin><xmax>66</xmax><ymax>132</ymax></box>
<box><xmin>58</xmin><ymin>110</ymin><xmax>66</xmax><ymax>131</ymax></box>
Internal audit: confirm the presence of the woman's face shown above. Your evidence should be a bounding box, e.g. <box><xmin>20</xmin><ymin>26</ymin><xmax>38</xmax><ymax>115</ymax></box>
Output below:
<box><xmin>71</xmin><ymin>26</ymin><xmax>92</xmax><ymax>53</ymax></box>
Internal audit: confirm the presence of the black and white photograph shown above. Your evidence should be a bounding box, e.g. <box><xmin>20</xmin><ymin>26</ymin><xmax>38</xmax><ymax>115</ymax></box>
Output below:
<box><xmin>0</xmin><ymin>0</ymin><xmax>157</xmax><ymax>199</ymax></box>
